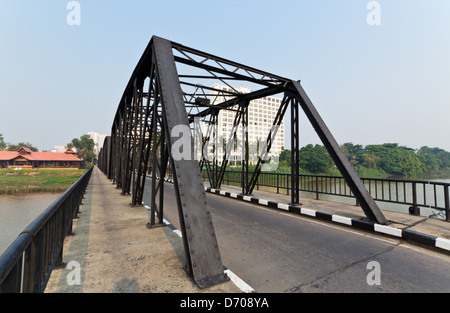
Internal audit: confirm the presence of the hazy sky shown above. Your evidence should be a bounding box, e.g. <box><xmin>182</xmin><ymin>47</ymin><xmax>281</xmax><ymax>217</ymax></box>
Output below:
<box><xmin>0</xmin><ymin>1</ymin><xmax>449</xmax><ymax>152</ymax></box>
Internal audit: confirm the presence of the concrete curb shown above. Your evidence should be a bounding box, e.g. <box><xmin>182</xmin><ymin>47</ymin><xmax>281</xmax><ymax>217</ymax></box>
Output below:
<box><xmin>205</xmin><ymin>187</ymin><xmax>450</xmax><ymax>253</ymax></box>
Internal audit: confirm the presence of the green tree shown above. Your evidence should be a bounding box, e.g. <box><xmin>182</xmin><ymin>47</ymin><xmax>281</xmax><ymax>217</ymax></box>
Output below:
<box><xmin>418</xmin><ymin>146</ymin><xmax>450</xmax><ymax>169</ymax></box>
<box><xmin>341</xmin><ymin>142</ymin><xmax>364</xmax><ymax>166</ymax></box>
<box><xmin>7</xmin><ymin>142</ymin><xmax>38</xmax><ymax>152</ymax></box>
<box><xmin>365</xmin><ymin>143</ymin><xmax>422</xmax><ymax>176</ymax></box>
<box><xmin>298</xmin><ymin>144</ymin><xmax>333</xmax><ymax>173</ymax></box>
<box><xmin>68</xmin><ymin>134</ymin><xmax>96</xmax><ymax>168</ymax></box>
<box><xmin>0</xmin><ymin>134</ymin><xmax>6</xmax><ymax>150</ymax></box>
<box><xmin>278</xmin><ymin>148</ymin><xmax>291</xmax><ymax>167</ymax></box>
<box><xmin>417</xmin><ymin>153</ymin><xmax>441</xmax><ymax>172</ymax></box>
<box><xmin>361</xmin><ymin>152</ymin><xmax>380</xmax><ymax>169</ymax></box>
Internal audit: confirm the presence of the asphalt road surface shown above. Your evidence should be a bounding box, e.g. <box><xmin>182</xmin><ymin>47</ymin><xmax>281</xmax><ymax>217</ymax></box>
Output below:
<box><xmin>143</xmin><ymin>181</ymin><xmax>450</xmax><ymax>293</ymax></box>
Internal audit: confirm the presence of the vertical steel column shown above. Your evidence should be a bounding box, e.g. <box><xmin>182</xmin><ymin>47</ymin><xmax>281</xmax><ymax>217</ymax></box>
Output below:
<box><xmin>124</xmin><ymin>101</ymin><xmax>135</xmax><ymax>196</ymax></box>
<box><xmin>290</xmin><ymin>95</ymin><xmax>300</xmax><ymax>205</ymax></box>
<box><xmin>115</xmin><ymin>109</ymin><xmax>125</xmax><ymax>189</ymax></box>
<box><xmin>110</xmin><ymin>124</ymin><xmax>117</xmax><ymax>184</ymax></box>
<box><xmin>130</xmin><ymin>79</ymin><xmax>142</xmax><ymax>204</ymax></box>
<box><xmin>240</xmin><ymin>101</ymin><xmax>249</xmax><ymax>195</ymax></box>
<box><xmin>120</xmin><ymin>101</ymin><xmax>131</xmax><ymax>194</ymax></box>
<box><xmin>149</xmin><ymin>98</ymin><xmax>160</xmax><ymax>225</ymax></box>
<box><xmin>203</xmin><ymin>111</ymin><xmax>219</xmax><ymax>188</ymax></box>
<box><xmin>444</xmin><ymin>185</ymin><xmax>449</xmax><ymax>222</ymax></box>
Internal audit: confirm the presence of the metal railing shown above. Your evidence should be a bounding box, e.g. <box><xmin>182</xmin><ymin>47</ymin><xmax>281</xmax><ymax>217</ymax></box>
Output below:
<box><xmin>0</xmin><ymin>167</ymin><xmax>93</xmax><ymax>293</ymax></box>
<box><xmin>213</xmin><ymin>170</ymin><xmax>450</xmax><ymax>221</ymax></box>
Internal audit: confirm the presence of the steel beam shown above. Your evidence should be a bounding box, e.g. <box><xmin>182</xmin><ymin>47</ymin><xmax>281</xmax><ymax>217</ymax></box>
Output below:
<box><xmin>240</xmin><ymin>100</ymin><xmax>250</xmax><ymax>195</ymax></box>
<box><xmin>152</xmin><ymin>36</ymin><xmax>228</xmax><ymax>288</ymax></box>
<box><xmin>290</xmin><ymin>96</ymin><xmax>300</xmax><ymax>205</ymax></box>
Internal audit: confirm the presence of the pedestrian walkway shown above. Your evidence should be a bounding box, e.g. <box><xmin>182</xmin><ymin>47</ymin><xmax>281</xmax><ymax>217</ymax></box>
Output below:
<box><xmin>45</xmin><ymin>168</ymin><xmax>242</xmax><ymax>293</ymax></box>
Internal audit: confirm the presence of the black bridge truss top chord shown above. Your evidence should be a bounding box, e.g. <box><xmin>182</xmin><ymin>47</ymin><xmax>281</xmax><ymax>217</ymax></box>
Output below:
<box><xmin>98</xmin><ymin>35</ymin><xmax>387</xmax><ymax>288</ymax></box>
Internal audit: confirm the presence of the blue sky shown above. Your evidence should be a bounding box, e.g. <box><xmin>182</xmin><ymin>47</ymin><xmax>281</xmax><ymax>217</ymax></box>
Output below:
<box><xmin>0</xmin><ymin>0</ymin><xmax>449</xmax><ymax>152</ymax></box>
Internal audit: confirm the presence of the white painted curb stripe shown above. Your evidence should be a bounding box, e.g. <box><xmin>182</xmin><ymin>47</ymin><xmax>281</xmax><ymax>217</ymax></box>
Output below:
<box><xmin>277</xmin><ymin>203</ymin><xmax>289</xmax><ymax>211</ymax></box>
<box><xmin>259</xmin><ymin>199</ymin><xmax>268</xmax><ymax>205</ymax></box>
<box><xmin>301</xmin><ymin>208</ymin><xmax>316</xmax><ymax>217</ymax></box>
<box><xmin>243</xmin><ymin>196</ymin><xmax>252</xmax><ymax>202</ymax></box>
<box><xmin>332</xmin><ymin>215</ymin><xmax>353</xmax><ymax>226</ymax></box>
<box><xmin>374</xmin><ymin>224</ymin><xmax>402</xmax><ymax>237</ymax></box>
<box><xmin>224</xmin><ymin>269</ymin><xmax>255</xmax><ymax>293</ymax></box>
<box><xmin>436</xmin><ymin>237</ymin><xmax>450</xmax><ymax>251</ymax></box>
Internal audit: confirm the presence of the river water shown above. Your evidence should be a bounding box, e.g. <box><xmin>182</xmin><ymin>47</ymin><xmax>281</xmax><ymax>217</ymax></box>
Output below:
<box><xmin>0</xmin><ymin>192</ymin><xmax>62</xmax><ymax>255</ymax></box>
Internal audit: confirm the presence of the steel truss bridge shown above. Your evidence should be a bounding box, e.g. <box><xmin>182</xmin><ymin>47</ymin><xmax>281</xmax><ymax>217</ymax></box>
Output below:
<box><xmin>98</xmin><ymin>36</ymin><xmax>387</xmax><ymax>288</ymax></box>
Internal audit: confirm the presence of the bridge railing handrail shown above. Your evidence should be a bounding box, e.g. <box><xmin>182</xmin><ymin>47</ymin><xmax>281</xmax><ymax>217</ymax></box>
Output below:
<box><xmin>206</xmin><ymin>170</ymin><xmax>450</xmax><ymax>221</ymax></box>
<box><xmin>0</xmin><ymin>167</ymin><xmax>93</xmax><ymax>293</ymax></box>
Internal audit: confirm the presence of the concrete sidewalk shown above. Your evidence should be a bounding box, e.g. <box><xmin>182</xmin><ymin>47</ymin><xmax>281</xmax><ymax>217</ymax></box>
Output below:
<box><xmin>45</xmin><ymin>168</ymin><xmax>242</xmax><ymax>293</ymax></box>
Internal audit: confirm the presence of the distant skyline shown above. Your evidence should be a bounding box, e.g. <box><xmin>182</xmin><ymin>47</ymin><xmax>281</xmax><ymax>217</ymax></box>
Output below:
<box><xmin>0</xmin><ymin>1</ymin><xmax>449</xmax><ymax>152</ymax></box>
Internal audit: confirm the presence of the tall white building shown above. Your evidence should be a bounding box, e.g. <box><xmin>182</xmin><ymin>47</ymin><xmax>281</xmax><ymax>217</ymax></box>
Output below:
<box><xmin>205</xmin><ymin>84</ymin><xmax>285</xmax><ymax>166</ymax></box>
<box><xmin>87</xmin><ymin>132</ymin><xmax>108</xmax><ymax>156</ymax></box>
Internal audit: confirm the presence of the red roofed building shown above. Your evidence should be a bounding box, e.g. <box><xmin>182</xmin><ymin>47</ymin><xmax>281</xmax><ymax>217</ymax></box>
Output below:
<box><xmin>0</xmin><ymin>147</ymin><xmax>83</xmax><ymax>169</ymax></box>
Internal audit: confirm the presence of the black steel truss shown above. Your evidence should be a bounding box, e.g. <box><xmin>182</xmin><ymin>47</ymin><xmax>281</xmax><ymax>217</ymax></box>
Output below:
<box><xmin>98</xmin><ymin>35</ymin><xmax>387</xmax><ymax>288</ymax></box>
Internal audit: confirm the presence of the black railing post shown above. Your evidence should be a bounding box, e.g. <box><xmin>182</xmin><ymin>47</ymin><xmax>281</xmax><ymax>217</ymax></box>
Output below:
<box><xmin>444</xmin><ymin>184</ymin><xmax>450</xmax><ymax>222</ymax></box>
<box><xmin>286</xmin><ymin>173</ymin><xmax>289</xmax><ymax>196</ymax></box>
<box><xmin>410</xmin><ymin>182</ymin><xmax>420</xmax><ymax>216</ymax></box>
<box><xmin>315</xmin><ymin>177</ymin><xmax>319</xmax><ymax>200</ymax></box>
<box><xmin>276</xmin><ymin>173</ymin><xmax>279</xmax><ymax>194</ymax></box>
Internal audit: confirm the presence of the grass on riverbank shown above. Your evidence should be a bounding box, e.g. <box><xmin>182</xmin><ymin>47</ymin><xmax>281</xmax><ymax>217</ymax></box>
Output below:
<box><xmin>0</xmin><ymin>168</ymin><xmax>87</xmax><ymax>194</ymax></box>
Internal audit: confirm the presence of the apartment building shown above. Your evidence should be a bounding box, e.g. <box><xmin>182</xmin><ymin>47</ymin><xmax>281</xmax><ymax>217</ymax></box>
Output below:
<box><xmin>205</xmin><ymin>84</ymin><xmax>285</xmax><ymax>166</ymax></box>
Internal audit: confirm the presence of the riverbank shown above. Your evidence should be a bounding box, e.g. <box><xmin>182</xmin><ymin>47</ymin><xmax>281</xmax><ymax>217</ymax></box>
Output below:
<box><xmin>0</xmin><ymin>168</ymin><xmax>87</xmax><ymax>194</ymax></box>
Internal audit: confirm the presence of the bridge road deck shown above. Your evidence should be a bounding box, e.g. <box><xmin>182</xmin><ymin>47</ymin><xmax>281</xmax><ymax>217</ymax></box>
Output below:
<box><xmin>159</xmin><ymin>181</ymin><xmax>450</xmax><ymax>293</ymax></box>
<box><xmin>44</xmin><ymin>167</ymin><xmax>242</xmax><ymax>293</ymax></box>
